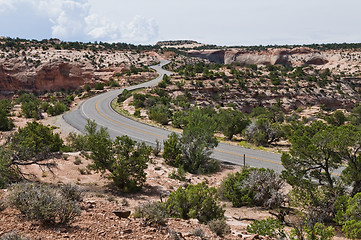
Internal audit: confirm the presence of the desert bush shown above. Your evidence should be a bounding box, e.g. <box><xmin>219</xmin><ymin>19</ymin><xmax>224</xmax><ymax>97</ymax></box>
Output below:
<box><xmin>334</xmin><ymin>193</ymin><xmax>361</xmax><ymax>239</ymax></box>
<box><xmin>117</xmin><ymin>89</ymin><xmax>132</xmax><ymax>103</ymax></box>
<box><xmin>208</xmin><ymin>219</ymin><xmax>231</xmax><ymax>237</ymax></box>
<box><xmin>47</xmin><ymin>101</ymin><xmax>67</xmax><ymax>116</ymax></box>
<box><xmin>133</xmin><ymin>109</ymin><xmax>141</xmax><ymax>117</ymax></box>
<box><xmin>192</xmin><ymin>228</ymin><xmax>206</xmax><ymax>239</ymax></box>
<box><xmin>0</xmin><ymin>147</ymin><xmax>20</xmax><ymax>188</ymax></box>
<box><xmin>107</xmin><ymin>136</ymin><xmax>151</xmax><ymax>192</ymax></box>
<box><xmin>8</xmin><ymin>182</ymin><xmax>81</xmax><ymax>225</ymax></box>
<box><xmin>10</xmin><ymin>121</ymin><xmax>63</xmax><ymax>161</ymax></box>
<box><xmin>0</xmin><ymin>231</ymin><xmax>30</xmax><ymax>240</ymax></box>
<box><xmin>289</xmin><ymin>222</ymin><xmax>334</xmax><ymax>240</ymax></box>
<box><xmin>59</xmin><ymin>183</ymin><xmax>83</xmax><ymax>202</ymax></box>
<box><xmin>133</xmin><ymin>201</ymin><xmax>168</xmax><ymax>226</ymax></box>
<box><xmin>0</xmin><ymin>109</ymin><xmax>14</xmax><ymax>131</ymax></box>
<box><xmin>179</xmin><ymin>109</ymin><xmax>219</xmax><ymax>174</ymax></box>
<box><xmin>325</xmin><ymin>110</ymin><xmax>346</xmax><ymax>126</ymax></box>
<box><xmin>162</xmin><ymin>133</ymin><xmax>183</xmax><ymax>166</ymax></box>
<box><xmin>217</xmin><ymin>109</ymin><xmax>250</xmax><ymax>139</ymax></box>
<box><xmin>148</xmin><ymin>104</ymin><xmax>171</xmax><ymax>125</ymax></box>
<box><xmin>66</xmin><ymin>132</ymin><xmax>88</xmax><ymax>151</ymax></box>
<box><xmin>152</xmin><ymin>139</ymin><xmax>161</xmax><ymax>156</ymax></box>
<box><xmin>220</xmin><ymin>167</ymin><xmax>285</xmax><ymax>208</ymax></box>
<box><xmin>166</xmin><ymin>182</ymin><xmax>224</xmax><ymax>223</ymax></box>
<box><xmin>18</xmin><ymin>93</ymin><xmax>41</xmax><ymax>119</ymax></box>
<box><xmin>94</xmin><ymin>82</ymin><xmax>104</xmax><ymax>90</ymax></box>
<box><xmin>247</xmin><ymin>218</ymin><xmax>286</xmax><ymax>238</ymax></box>
<box><xmin>244</xmin><ymin>118</ymin><xmax>283</xmax><ymax>146</ymax></box>
<box><xmin>0</xmin><ymin>99</ymin><xmax>14</xmax><ymax>131</ymax></box>
<box><xmin>132</xmin><ymin>93</ymin><xmax>146</xmax><ymax>108</ymax></box>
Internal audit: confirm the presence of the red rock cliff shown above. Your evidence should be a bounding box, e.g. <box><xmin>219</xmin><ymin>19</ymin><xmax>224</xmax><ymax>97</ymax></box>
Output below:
<box><xmin>0</xmin><ymin>61</ymin><xmax>94</xmax><ymax>92</ymax></box>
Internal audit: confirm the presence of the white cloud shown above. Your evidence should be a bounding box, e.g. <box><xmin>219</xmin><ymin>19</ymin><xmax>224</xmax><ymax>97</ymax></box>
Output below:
<box><xmin>0</xmin><ymin>0</ymin><xmax>18</xmax><ymax>12</ymax></box>
<box><xmin>124</xmin><ymin>16</ymin><xmax>158</xmax><ymax>44</ymax></box>
<box><xmin>84</xmin><ymin>13</ymin><xmax>122</xmax><ymax>40</ymax></box>
<box><xmin>0</xmin><ymin>0</ymin><xmax>159</xmax><ymax>44</ymax></box>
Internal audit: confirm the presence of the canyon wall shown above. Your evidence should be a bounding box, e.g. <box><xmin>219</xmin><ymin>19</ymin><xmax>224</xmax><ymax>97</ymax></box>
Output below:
<box><xmin>188</xmin><ymin>47</ymin><xmax>329</xmax><ymax>66</ymax></box>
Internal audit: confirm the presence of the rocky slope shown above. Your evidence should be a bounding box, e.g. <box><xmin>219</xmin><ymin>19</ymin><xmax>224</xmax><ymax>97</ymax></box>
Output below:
<box><xmin>0</xmin><ymin>40</ymin><xmax>159</xmax><ymax>95</ymax></box>
<box><xmin>188</xmin><ymin>47</ymin><xmax>361</xmax><ymax>71</ymax></box>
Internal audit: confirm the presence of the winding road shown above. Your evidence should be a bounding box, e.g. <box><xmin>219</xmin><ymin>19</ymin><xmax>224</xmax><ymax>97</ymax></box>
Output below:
<box><xmin>64</xmin><ymin>60</ymin><xmax>284</xmax><ymax>172</ymax></box>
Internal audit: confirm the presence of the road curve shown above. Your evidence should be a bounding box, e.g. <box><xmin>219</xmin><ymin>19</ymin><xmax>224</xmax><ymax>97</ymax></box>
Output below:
<box><xmin>64</xmin><ymin>60</ymin><xmax>284</xmax><ymax>172</ymax></box>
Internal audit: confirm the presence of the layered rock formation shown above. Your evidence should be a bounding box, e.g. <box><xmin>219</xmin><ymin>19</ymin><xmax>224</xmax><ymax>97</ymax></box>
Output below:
<box><xmin>0</xmin><ymin>62</ymin><xmax>94</xmax><ymax>91</ymax></box>
<box><xmin>188</xmin><ymin>47</ymin><xmax>330</xmax><ymax>66</ymax></box>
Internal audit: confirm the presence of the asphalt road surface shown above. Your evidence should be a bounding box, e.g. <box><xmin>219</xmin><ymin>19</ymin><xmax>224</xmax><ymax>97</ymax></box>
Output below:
<box><xmin>64</xmin><ymin>60</ymin><xmax>284</xmax><ymax>172</ymax></box>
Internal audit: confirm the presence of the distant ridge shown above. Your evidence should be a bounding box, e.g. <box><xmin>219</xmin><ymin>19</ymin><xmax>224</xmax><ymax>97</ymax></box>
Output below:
<box><xmin>155</xmin><ymin>40</ymin><xmax>199</xmax><ymax>46</ymax></box>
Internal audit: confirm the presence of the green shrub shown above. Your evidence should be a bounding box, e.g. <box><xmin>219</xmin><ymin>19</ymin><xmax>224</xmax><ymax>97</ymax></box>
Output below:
<box><xmin>83</xmin><ymin>84</ymin><xmax>91</xmax><ymax>92</ymax></box>
<box><xmin>132</xmin><ymin>93</ymin><xmax>146</xmax><ymax>108</ymax></box>
<box><xmin>134</xmin><ymin>109</ymin><xmax>141</xmax><ymax>118</ymax></box>
<box><xmin>244</xmin><ymin>118</ymin><xmax>283</xmax><ymax>146</ymax></box>
<box><xmin>220</xmin><ymin>167</ymin><xmax>285</xmax><ymax>208</ymax></box>
<box><xmin>289</xmin><ymin>222</ymin><xmax>334</xmax><ymax>240</ymax></box>
<box><xmin>47</xmin><ymin>101</ymin><xmax>67</xmax><ymax>116</ymax></box>
<box><xmin>94</xmin><ymin>82</ymin><xmax>104</xmax><ymax>90</ymax></box>
<box><xmin>108</xmin><ymin>136</ymin><xmax>151</xmax><ymax>192</ymax></box>
<box><xmin>335</xmin><ymin>193</ymin><xmax>361</xmax><ymax>239</ymax></box>
<box><xmin>18</xmin><ymin>93</ymin><xmax>41</xmax><ymax>119</ymax></box>
<box><xmin>162</xmin><ymin>133</ymin><xmax>183</xmax><ymax>167</ymax></box>
<box><xmin>208</xmin><ymin>219</ymin><xmax>231</xmax><ymax>237</ymax></box>
<box><xmin>117</xmin><ymin>89</ymin><xmax>132</xmax><ymax>103</ymax></box>
<box><xmin>10</xmin><ymin>121</ymin><xmax>63</xmax><ymax>161</ymax></box>
<box><xmin>8</xmin><ymin>182</ymin><xmax>81</xmax><ymax>225</ymax></box>
<box><xmin>166</xmin><ymin>182</ymin><xmax>224</xmax><ymax>223</ymax></box>
<box><xmin>0</xmin><ymin>110</ymin><xmax>14</xmax><ymax>131</ymax></box>
<box><xmin>133</xmin><ymin>201</ymin><xmax>168</xmax><ymax>226</ymax></box>
<box><xmin>247</xmin><ymin>218</ymin><xmax>285</xmax><ymax>238</ymax></box>
<box><xmin>66</xmin><ymin>132</ymin><xmax>88</xmax><ymax>151</ymax></box>
<box><xmin>0</xmin><ymin>99</ymin><xmax>14</xmax><ymax>131</ymax></box>
<box><xmin>0</xmin><ymin>147</ymin><xmax>20</xmax><ymax>188</ymax></box>
<box><xmin>152</xmin><ymin>139</ymin><xmax>161</xmax><ymax>156</ymax></box>
<box><xmin>148</xmin><ymin>104</ymin><xmax>171</xmax><ymax>125</ymax></box>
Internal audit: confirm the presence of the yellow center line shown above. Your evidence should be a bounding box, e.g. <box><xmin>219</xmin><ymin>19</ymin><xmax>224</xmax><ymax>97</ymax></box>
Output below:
<box><xmin>95</xmin><ymin>96</ymin><xmax>167</xmax><ymax>139</ymax></box>
<box><xmin>95</xmin><ymin>95</ymin><xmax>283</xmax><ymax>166</ymax></box>
<box><xmin>91</xmin><ymin>66</ymin><xmax>343</xmax><ymax>178</ymax></box>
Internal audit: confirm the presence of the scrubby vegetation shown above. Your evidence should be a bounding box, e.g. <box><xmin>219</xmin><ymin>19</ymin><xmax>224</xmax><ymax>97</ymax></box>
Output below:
<box><xmin>162</xmin><ymin>109</ymin><xmax>220</xmax><ymax>174</ymax></box>
<box><xmin>8</xmin><ymin>182</ymin><xmax>82</xmax><ymax>225</ymax></box>
<box><xmin>220</xmin><ymin>167</ymin><xmax>285</xmax><ymax>208</ymax></box>
<box><xmin>166</xmin><ymin>182</ymin><xmax>225</xmax><ymax>223</ymax></box>
<box><xmin>0</xmin><ymin>121</ymin><xmax>64</xmax><ymax>188</ymax></box>
<box><xmin>133</xmin><ymin>201</ymin><xmax>168</xmax><ymax>226</ymax></box>
<box><xmin>4</xmin><ymin>38</ymin><xmax>361</xmax><ymax>238</ymax></box>
<box><xmin>68</xmin><ymin>120</ymin><xmax>152</xmax><ymax>192</ymax></box>
<box><xmin>0</xmin><ymin>99</ymin><xmax>14</xmax><ymax>131</ymax></box>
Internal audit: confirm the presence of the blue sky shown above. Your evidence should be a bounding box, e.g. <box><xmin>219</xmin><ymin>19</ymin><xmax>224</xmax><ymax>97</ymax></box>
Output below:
<box><xmin>0</xmin><ymin>0</ymin><xmax>360</xmax><ymax>46</ymax></box>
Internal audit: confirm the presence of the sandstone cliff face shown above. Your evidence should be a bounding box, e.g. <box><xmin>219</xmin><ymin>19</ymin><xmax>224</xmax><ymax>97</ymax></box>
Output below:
<box><xmin>187</xmin><ymin>50</ymin><xmax>226</xmax><ymax>64</ymax></box>
<box><xmin>188</xmin><ymin>47</ymin><xmax>330</xmax><ymax>66</ymax></box>
<box><xmin>0</xmin><ymin>62</ymin><xmax>94</xmax><ymax>92</ymax></box>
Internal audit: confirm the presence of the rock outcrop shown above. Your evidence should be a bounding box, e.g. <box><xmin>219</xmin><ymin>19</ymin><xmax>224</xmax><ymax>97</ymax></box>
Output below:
<box><xmin>189</xmin><ymin>47</ymin><xmax>330</xmax><ymax>66</ymax></box>
<box><xmin>0</xmin><ymin>62</ymin><xmax>94</xmax><ymax>92</ymax></box>
<box><xmin>0</xmin><ymin>46</ymin><xmax>158</xmax><ymax>94</ymax></box>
